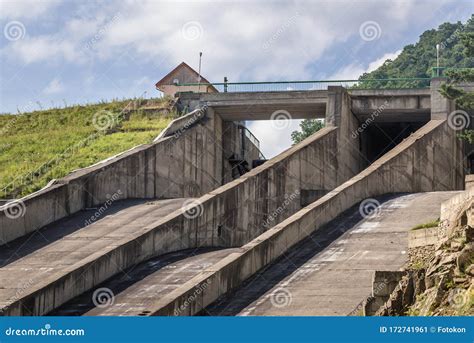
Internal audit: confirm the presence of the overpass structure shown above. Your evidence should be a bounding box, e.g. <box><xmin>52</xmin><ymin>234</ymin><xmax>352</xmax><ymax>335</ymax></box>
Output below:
<box><xmin>0</xmin><ymin>78</ymin><xmax>470</xmax><ymax>316</ymax></box>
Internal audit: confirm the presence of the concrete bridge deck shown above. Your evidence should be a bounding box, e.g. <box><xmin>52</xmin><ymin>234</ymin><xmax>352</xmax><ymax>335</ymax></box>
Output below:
<box><xmin>203</xmin><ymin>191</ymin><xmax>458</xmax><ymax>316</ymax></box>
<box><xmin>0</xmin><ymin>198</ymin><xmax>189</xmax><ymax>315</ymax></box>
<box><xmin>181</xmin><ymin>88</ymin><xmax>432</xmax><ymax>123</ymax></box>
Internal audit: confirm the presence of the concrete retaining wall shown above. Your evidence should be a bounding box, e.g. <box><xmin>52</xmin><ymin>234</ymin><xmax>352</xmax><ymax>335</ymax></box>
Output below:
<box><xmin>408</xmin><ymin>227</ymin><xmax>440</xmax><ymax>248</ymax></box>
<box><xmin>0</xmin><ymin>109</ymin><xmax>226</xmax><ymax>245</ymax></box>
<box><xmin>363</xmin><ymin>271</ymin><xmax>406</xmax><ymax>316</ymax></box>
<box><xmin>0</xmin><ymin>124</ymin><xmax>347</xmax><ymax>315</ymax></box>
<box><xmin>143</xmin><ymin>119</ymin><xmax>464</xmax><ymax>316</ymax></box>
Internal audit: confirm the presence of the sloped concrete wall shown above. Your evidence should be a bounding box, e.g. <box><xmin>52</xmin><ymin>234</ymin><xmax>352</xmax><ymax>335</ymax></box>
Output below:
<box><xmin>0</xmin><ymin>126</ymin><xmax>344</xmax><ymax>316</ymax></box>
<box><xmin>0</xmin><ymin>109</ymin><xmax>228</xmax><ymax>245</ymax></box>
<box><xmin>147</xmin><ymin>120</ymin><xmax>464</xmax><ymax>316</ymax></box>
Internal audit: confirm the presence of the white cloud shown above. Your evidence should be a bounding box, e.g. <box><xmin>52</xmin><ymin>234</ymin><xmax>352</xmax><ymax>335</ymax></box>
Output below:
<box><xmin>3</xmin><ymin>36</ymin><xmax>78</xmax><ymax>64</ymax></box>
<box><xmin>1</xmin><ymin>0</ymin><xmax>451</xmax><ymax>80</ymax></box>
<box><xmin>0</xmin><ymin>0</ymin><xmax>59</xmax><ymax>19</ymax></box>
<box><xmin>247</xmin><ymin>120</ymin><xmax>303</xmax><ymax>159</ymax></box>
<box><xmin>366</xmin><ymin>50</ymin><xmax>402</xmax><ymax>72</ymax></box>
<box><xmin>330</xmin><ymin>50</ymin><xmax>402</xmax><ymax>79</ymax></box>
<box><xmin>43</xmin><ymin>77</ymin><xmax>64</xmax><ymax>94</ymax></box>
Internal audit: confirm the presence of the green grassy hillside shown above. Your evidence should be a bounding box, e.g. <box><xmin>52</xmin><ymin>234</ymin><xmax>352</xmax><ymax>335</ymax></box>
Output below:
<box><xmin>0</xmin><ymin>98</ymin><xmax>174</xmax><ymax>198</ymax></box>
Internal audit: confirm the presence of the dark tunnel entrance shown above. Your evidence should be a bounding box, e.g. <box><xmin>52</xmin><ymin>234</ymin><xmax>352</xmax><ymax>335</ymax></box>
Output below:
<box><xmin>359</xmin><ymin>121</ymin><xmax>427</xmax><ymax>165</ymax></box>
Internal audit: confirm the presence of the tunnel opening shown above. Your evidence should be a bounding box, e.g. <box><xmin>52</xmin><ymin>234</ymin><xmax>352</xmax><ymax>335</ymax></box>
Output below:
<box><xmin>358</xmin><ymin>121</ymin><xmax>427</xmax><ymax>165</ymax></box>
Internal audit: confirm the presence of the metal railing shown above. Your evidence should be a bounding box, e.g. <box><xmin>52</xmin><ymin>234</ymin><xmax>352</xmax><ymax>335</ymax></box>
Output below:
<box><xmin>173</xmin><ymin>78</ymin><xmax>431</xmax><ymax>93</ymax></box>
<box><xmin>238</xmin><ymin>125</ymin><xmax>265</xmax><ymax>160</ymax></box>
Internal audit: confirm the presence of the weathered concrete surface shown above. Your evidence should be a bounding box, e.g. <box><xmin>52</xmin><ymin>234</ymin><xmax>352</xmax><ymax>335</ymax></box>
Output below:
<box><xmin>142</xmin><ymin>120</ymin><xmax>463</xmax><ymax>316</ymax></box>
<box><xmin>0</xmin><ymin>198</ymin><xmax>190</xmax><ymax>315</ymax></box>
<box><xmin>152</xmin><ymin>192</ymin><xmax>457</xmax><ymax>316</ymax></box>
<box><xmin>0</xmin><ymin>125</ymin><xmax>345</xmax><ymax>316</ymax></box>
<box><xmin>350</xmin><ymin>88</ymin><xmax>431</xmax><ymax>123</ymax></box>
<box><xmin>0</xmin><ymin>109</ymin><xmax>257</xmax><ymax>245</ymax></box>
<box><xmin>51</xmin><ymin>248</ymin><xmax>238</xmax><ymax>316</ymax></box>
<box><xmin>181</xmin><ymin>88</ymin><xmax>433</xmax><ymax>123</ymax></box>
<box><xmin>204</xmin><ymin>193</ymin><xmax>457</xmax><ymax>316</ymax></box>
<box><xmin>363</xmin><ymin>270</ymin><xmax>406</xmax><ymax>316</ymax></box>
<box><xmin>430</xmin><ymin>78</ymin><xmax>455</xmax><ymax>120</ymax></box>
<box><xmin>408</xmin><ymin>227</ymin><xmax>440</xmax><ymax>248</ymax></box>
<box><xmin>181</xmin><ymin>91</ymin><xmax>329</xmax><ymax>120</ymax></box>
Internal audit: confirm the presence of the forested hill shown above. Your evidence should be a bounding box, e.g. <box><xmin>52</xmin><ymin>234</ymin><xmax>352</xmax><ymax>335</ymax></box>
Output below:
<box><xmin>359</xmin><ymin>15</ymin><xmax>473</xmax><ymax>81</ymax></box>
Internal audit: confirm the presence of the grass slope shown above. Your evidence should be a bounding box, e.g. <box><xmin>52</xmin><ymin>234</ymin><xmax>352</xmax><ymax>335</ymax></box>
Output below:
<box><xmin>0</xmin><ymin>98</ymin><xmax>173</xmax><ymax>198</ymax></box>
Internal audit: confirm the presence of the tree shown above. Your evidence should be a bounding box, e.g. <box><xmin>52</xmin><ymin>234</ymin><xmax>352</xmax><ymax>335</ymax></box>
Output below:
<box><xmin>290</xmin><ymin>16</ymin><xmax>474</xmax><ymax>144</ymax></box>
<box><xmin>357</xmin><ymin>15</ymin><xmax>474</xmax><ymax>88</ymax></box>
<box><xmin>291</xmin><ymin>119</ymin><xmax>324</xmax><ymax>144</ymax></box>
<box><xmin>439</xmin><ymin>28</ymin><xmax>474</xmax><ymax>143</ymax></box>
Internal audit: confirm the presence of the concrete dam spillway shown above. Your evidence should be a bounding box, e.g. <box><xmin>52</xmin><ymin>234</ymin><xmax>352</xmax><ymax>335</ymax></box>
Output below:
<box><xmin>0</xmin><ymin>79</ymin><xmax>470</xmax><ymax>316</ymax></box>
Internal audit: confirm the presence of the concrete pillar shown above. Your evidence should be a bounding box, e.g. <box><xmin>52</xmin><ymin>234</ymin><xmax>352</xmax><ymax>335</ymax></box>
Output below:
<box><xmin>430</xmin><ymin>78</ymin><xmax>455</xmax><ymax>120</ymax></box>
<box><xmin>325</xmin><ymin>86</ymin><xmax>344</xmax><ymax>127</ymax></box>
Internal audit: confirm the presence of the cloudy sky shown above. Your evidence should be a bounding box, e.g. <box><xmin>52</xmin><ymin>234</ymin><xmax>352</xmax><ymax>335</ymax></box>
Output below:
<box><xmin>0</xmin><ymin>0</ymin><xmax>472</xmax><ymax>157</ymax></box>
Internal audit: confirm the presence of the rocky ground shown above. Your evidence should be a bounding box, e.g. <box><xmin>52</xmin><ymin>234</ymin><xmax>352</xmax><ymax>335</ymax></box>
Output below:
<box><xmin>376</xmin><ymin>195</ymin><xmax>473</xmax><ymax>316</ymax></box>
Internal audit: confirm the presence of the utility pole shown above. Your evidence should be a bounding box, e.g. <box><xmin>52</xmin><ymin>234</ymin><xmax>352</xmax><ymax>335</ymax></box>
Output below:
<box><xmin>436</xmin><ymin>44</ymin><xmax>440</xmax><ymax>77</ymax></box>
<box><xmin>198</xmin><ymin>52</ymin><xmax>202</xmax><ymax>92</ymax></box>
